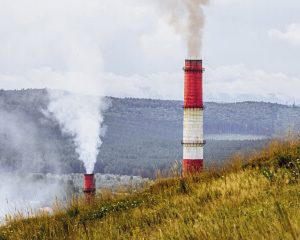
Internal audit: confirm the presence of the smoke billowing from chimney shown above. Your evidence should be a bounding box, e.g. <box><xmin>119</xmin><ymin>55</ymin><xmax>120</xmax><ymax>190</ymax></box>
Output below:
<box><xmin>46</xmin><ymin>90</ymin><xmax>108</xmax><ymax>174</ymax></box>
<box><xmin>156</xmin><ymin>0</ymin><xmax>209</xmax><ymax>58</ymax></box>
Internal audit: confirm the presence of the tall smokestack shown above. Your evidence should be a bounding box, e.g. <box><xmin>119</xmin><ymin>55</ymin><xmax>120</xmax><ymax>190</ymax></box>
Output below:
<box><xmin>84</xmin><ymin>174</ymin><xmax>95</xmax><ymax>201</ymax></box>
<box><xmin>182</xmin><ymin>59</ymin><xmax>205</xmax><ymax>175</ymax></box>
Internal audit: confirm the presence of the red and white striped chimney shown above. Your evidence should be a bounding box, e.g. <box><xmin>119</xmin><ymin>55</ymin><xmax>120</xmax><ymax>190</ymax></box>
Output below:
<box><xmin>182</xmin><ymin>59</ymin><xmax>205</xmax><ymax>175</ymax></box>
<box><xmin>84</xmin><ymin>174</ymin><xmax>96</xmax><ymax>201</ymax></box>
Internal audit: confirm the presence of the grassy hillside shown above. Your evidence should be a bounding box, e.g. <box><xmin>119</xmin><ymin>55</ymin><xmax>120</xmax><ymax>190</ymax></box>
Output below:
<box><xmin>1</xmin><ymin>139</ymin><xmax>300</xmax><ymax>240</ymax></box>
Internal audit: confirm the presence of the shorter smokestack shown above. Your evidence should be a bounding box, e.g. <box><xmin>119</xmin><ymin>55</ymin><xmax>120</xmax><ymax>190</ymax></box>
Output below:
<box><xmin>84</xmin><ymin>174</ymin><xmax>95</xmax><ymax>201</ymax></box>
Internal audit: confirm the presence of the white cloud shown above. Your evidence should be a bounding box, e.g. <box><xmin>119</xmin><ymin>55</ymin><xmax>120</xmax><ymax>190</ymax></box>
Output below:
<box><xmin>140</xmin><ymin>19</ymin><xmax>184</xmax><ymax>66</ymax></box>
<box><xmin>0</xmin><ymin>0</ymin><xmax>300</xmax><ymax>104</ymax></box>
<box><xmin>1</xmin><ymin>61</ymin><xmax>300</xmax><ymax>104</ymax></box>
<box><xmin>269</xmin><ymin>23</ymin><xmax>300</xmax><ymax>46</ymax></box>
<box><xmin>205</xmin><ymin>64</ymin><xmax>300</xmax><ymax>104</ymax></box>
<box><xmin>102</xmin><ymin>64</ymin><xmax>300</xmax><ymax>104</ymax></box>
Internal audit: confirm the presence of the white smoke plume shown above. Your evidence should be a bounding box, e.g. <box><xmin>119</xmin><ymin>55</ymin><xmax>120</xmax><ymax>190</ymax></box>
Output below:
<box><xmin>155</xmin><ymin>0</ymin><xmax>209</xmax><ymax>58</ymax></box>
<box><xmin>0</xmin><ymin>173</ymin><xmax>63</xmax><ymax>221</ymax></box>
<box><xmin>46</xmin><ymin>90</ymin><xmax>108</xmax><ymax>174</ymax></box>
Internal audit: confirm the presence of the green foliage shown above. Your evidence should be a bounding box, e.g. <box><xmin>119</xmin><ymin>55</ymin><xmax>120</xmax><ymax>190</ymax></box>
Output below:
<box><xmin>248</xmin><ymin>140</ymin><xmax>300</xmax><ymax>183</ymax></box>
<box><xmin>80</xmin><ymin>199</ymin><xmax>144</xmax><ymax>223</ymax></box>
<box><xmin>261</xmin><ymin>167</ymin><xmax>275</xmax><ymax>181</ymax></box>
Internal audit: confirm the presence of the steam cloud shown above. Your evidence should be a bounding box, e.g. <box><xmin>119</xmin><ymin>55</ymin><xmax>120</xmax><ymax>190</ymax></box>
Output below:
<box><xmin>46</xmin><ymin>90</ymin><xmax>108</xmax><ymax>174</ymax></box>
<box><xmin>157</xmin><ymin>0</ymin><xmax>209</xmax><ymax>58</ymax></box>
<box><xmin>0</xmin><ymin>173</ymin><xmax>63</xmax><ymax>221</ymax></box>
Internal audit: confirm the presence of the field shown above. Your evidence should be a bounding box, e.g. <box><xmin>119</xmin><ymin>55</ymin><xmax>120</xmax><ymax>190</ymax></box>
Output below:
<box><xmin>0</xmin><ymin>139</ymin><xmax>299</xmax><ymax>239</ymax></box>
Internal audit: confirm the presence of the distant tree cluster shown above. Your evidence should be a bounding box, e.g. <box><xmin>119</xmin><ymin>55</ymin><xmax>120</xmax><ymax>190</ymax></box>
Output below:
<box><xmin>0</xmin><ymin>90</ymin><xmax>300</xmax><ymax>177</ymax></box>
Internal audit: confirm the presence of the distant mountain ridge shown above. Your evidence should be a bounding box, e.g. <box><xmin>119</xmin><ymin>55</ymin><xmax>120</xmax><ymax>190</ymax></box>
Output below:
<box><xmin>0</xmin><ymin>89</ymin><xmax>299</xmax><ymax>176</ymax></box>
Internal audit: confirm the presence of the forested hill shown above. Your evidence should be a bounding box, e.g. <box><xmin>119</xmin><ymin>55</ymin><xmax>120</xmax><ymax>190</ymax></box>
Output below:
<box><xmin>0</xmin><ymin>89</ymin><xmax>299</xmax><ymax>177</ymax></box>
<box><xmin>107</xmin><ymin>97</ymin><xmax>300</xmax><ymax>138</ymax></box>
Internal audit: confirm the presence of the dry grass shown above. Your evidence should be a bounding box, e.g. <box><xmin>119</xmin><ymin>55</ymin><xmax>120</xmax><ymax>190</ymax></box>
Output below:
<box><xmin>1</xmin><ymin>139</ymin><xmax>300</xmax><ymax>240</ymax></box>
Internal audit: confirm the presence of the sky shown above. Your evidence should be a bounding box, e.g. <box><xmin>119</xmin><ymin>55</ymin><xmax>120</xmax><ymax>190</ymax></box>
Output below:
<box><xmin>0</xmin><ymin>0</ymin><xmax>300</xmax><ymax>104</ymax></box>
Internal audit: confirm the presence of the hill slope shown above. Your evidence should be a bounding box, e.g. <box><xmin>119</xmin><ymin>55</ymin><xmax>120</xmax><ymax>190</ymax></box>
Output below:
<box><xmin>2</xmin><ymin>89</ymin><xmax>300</xmax><ymax>176</ymax></box>
<box><xmin>0</xmin><ymin>139</ymin><xmax>299</xmax><ymax>239</ymax></box>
